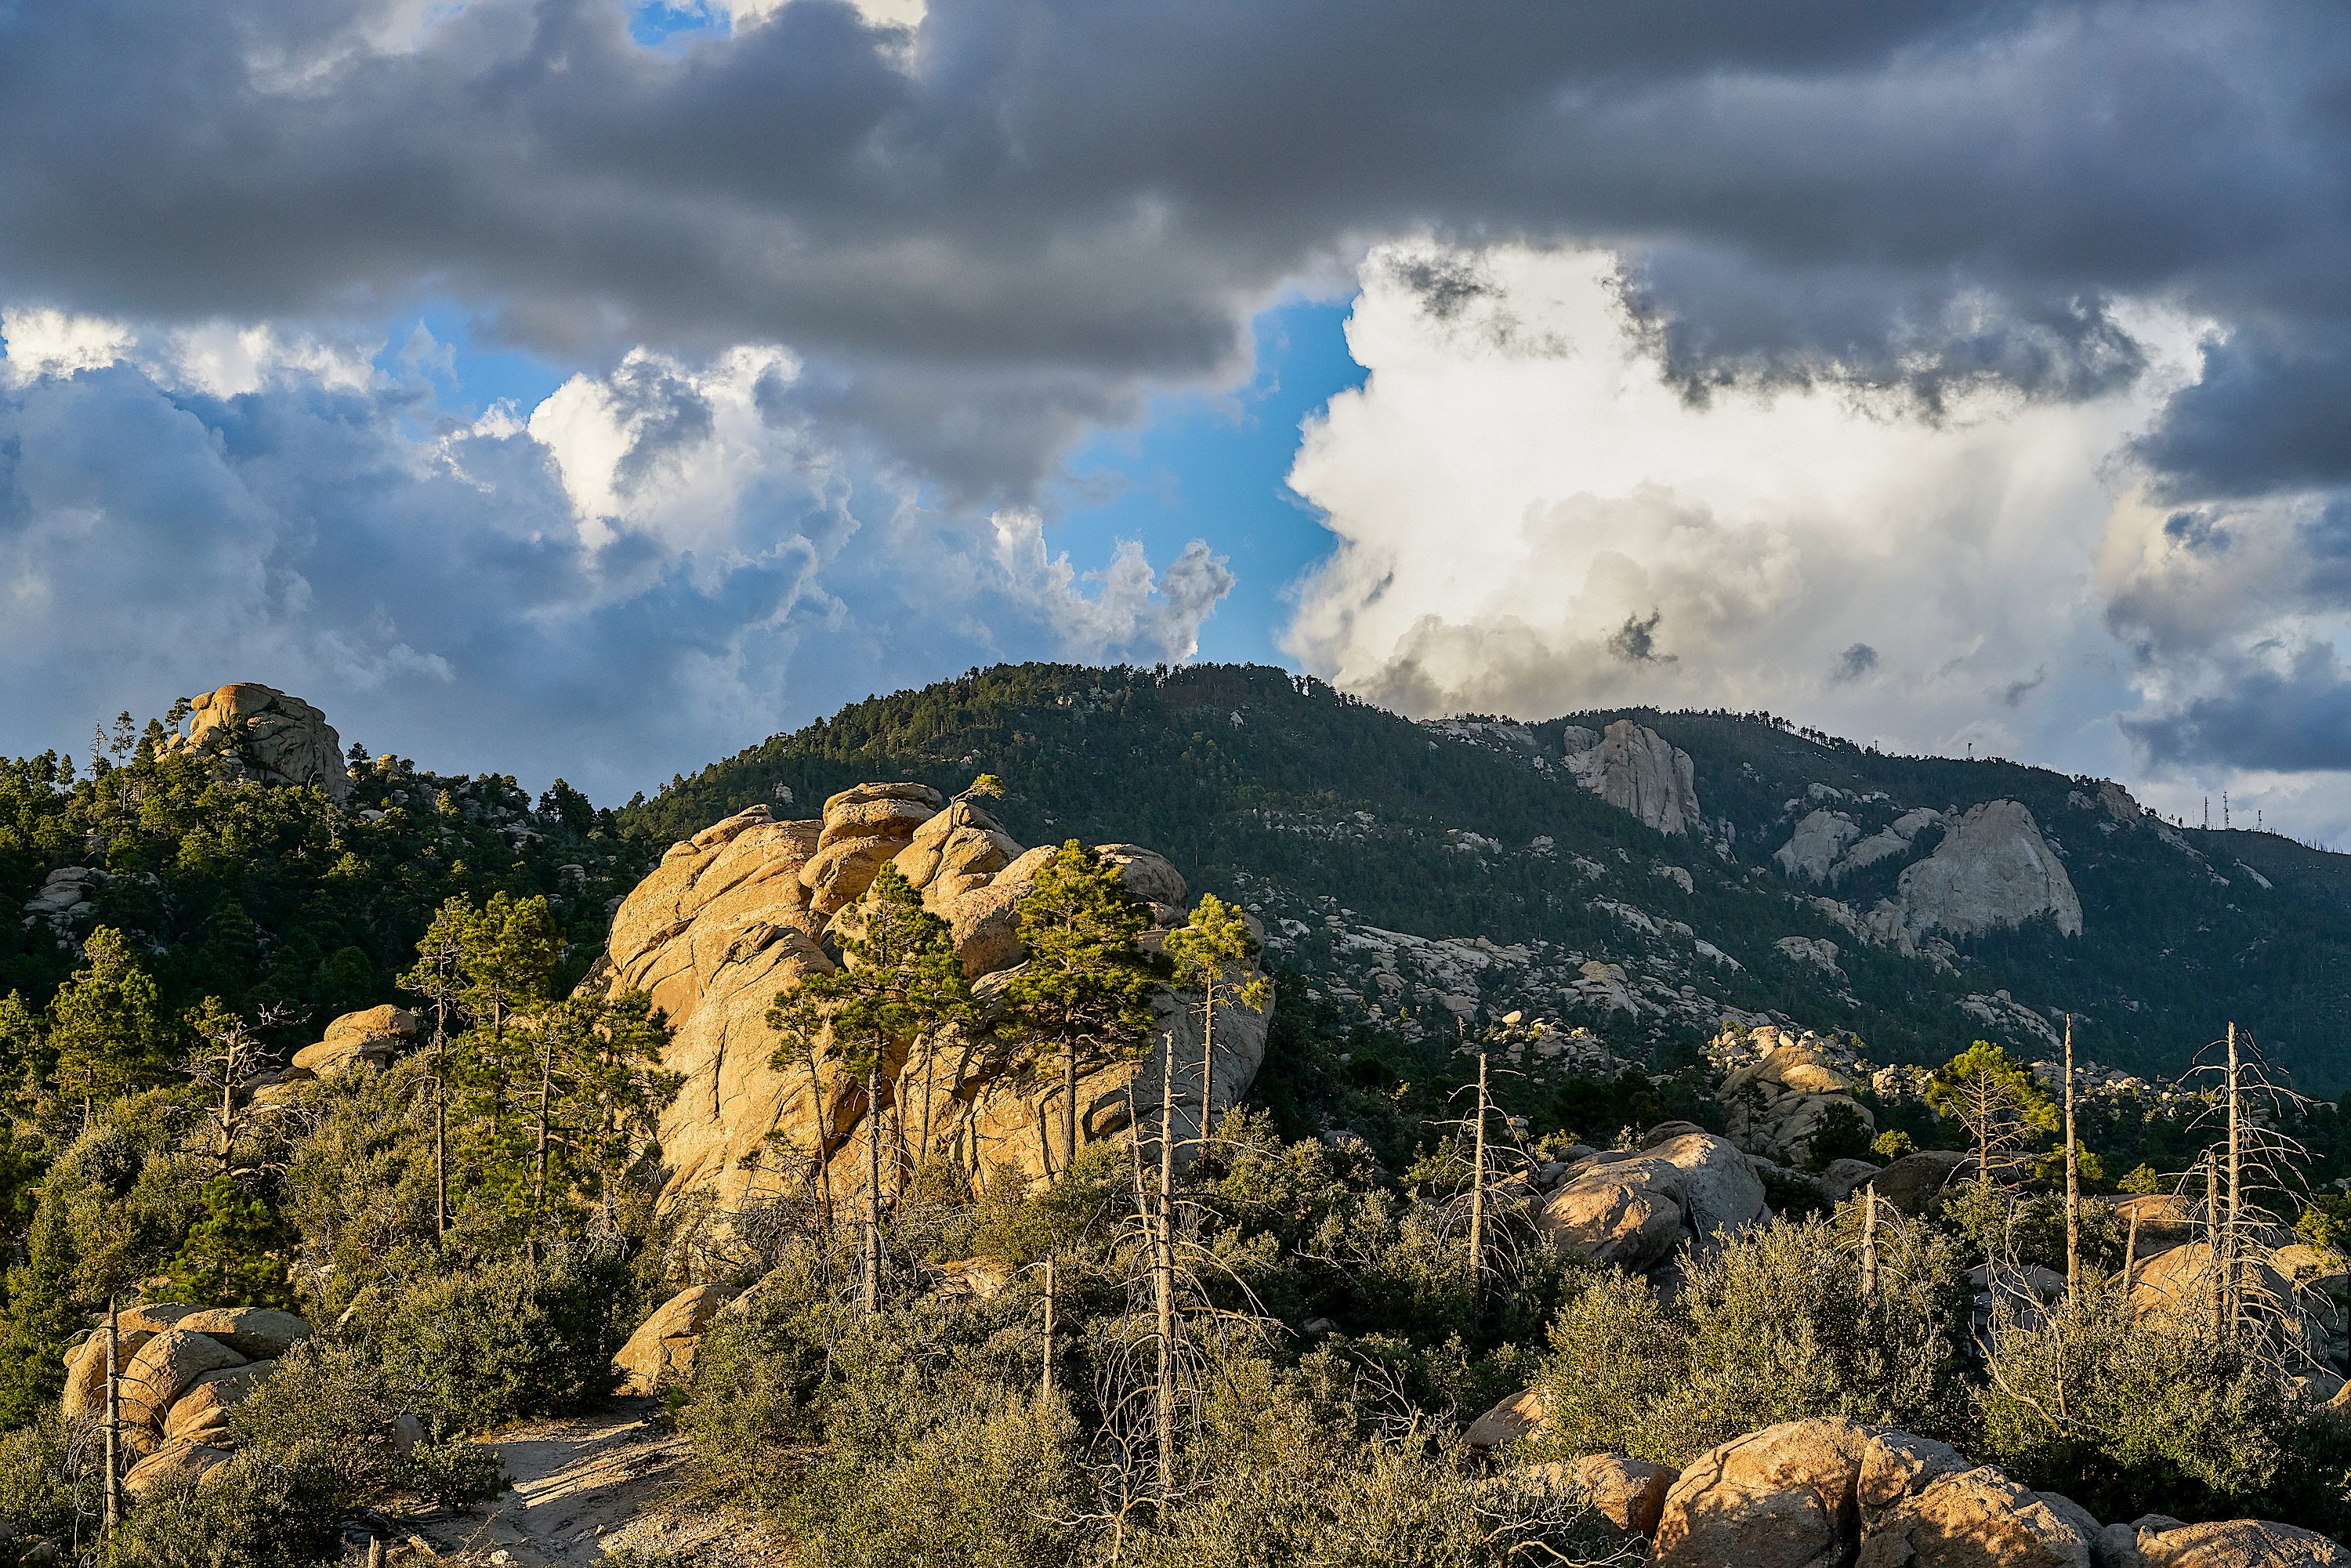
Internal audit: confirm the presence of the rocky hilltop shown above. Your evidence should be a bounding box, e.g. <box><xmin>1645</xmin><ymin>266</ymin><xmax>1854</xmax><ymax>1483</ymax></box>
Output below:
<box><xmin>601</xmin><ymin>782</ymin><xmax>1270</xmax><ymax>1210</ymax></box>
<box><xmin>159</xmin><ymin>682</ymin><xmax>352</xmax><ymax>802</ymax></box>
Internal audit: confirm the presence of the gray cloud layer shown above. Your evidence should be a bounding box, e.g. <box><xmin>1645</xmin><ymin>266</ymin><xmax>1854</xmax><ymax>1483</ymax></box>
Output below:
<box><xmin>7</xmin><ymin>0</ymin><xmax>2351</xmax><ymax>796</ymax></box>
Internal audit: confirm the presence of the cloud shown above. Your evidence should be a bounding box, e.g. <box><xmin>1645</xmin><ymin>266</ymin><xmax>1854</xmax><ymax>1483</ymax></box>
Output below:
<box><xmin>0</xmin><ymin>328</ymin><xmax>1226</xmax><ymax>800</ymax></box>
<box><xmin>1</xmin><ymin>0</ymin><xmax>2348</xmax><ymax>502</ymax></box>
<box><xmin>1281</xmin><ymin>243</ymin><xmax>2185</xmax><ymax>770</ymax></box>
<box><xmin>1830</xmin><ymin>643</ymin><xmax>1879</xmax><ymax>684</ymax></box>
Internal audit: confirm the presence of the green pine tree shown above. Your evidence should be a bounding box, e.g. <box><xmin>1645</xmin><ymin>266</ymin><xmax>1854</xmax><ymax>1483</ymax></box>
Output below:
<box><xmin>1162</xmin><ymin>893</ymin><xmax>1270</xmax><ymax>1156</ymax></box>
<box><xmin>47</xmin><ymin>925</ymin><xmax>170</xmax><ymax>1126</ymax></box>
<box><xmin>162</xmin><ymin>1178</ymin><xmax>298</xmax><ymax>1312</ymax></box>
<box><xmin>1002</xmin><ymin>842</ymin><xmax>1166</xmax><ymax>1178</ymax></box>
<box><xmin>772</xmin><ymin>864</ymin><xmax>970</xmax><ymax>1313</ymax></box>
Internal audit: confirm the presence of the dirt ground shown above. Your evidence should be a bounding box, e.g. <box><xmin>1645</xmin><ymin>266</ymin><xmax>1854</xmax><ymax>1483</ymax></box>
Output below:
<box><xmin>394</xmin><ymin>1399</ymin><xmax>787</xmax><ymax>1566</ymax></box>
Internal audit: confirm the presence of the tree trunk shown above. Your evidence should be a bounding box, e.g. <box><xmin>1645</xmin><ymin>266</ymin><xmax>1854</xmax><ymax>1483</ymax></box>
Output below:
<box><xmin>1860</xmin><ymin>1184</ymin><xmax>1879</xmax><ymax>1302</ymax></box>
<box><xmin>863</xmin><ymin>1063</ymin><xmax>882</xmax><ymax>1316</ymax></box>
<box><xmin>2063</xmin><ymin>1015</ymin><xmax>2080</xmax><ymax>1302</ymax></box>
<box><xmin>1467</xmin><ymin>1049</ymin><xmax>1489</xmax><ymax>1291</ymax></box>
<box><xmin>219</xmin><ymin>1070</ymin><xmax>235</xmax><ymax>1179</ymax></box>
<box><xmin>1040</xmin><ymin>1255</ymin><xmax>1056</xmax><ymax>1408</ymax></box>
<box><xmin>1154</xmin><ymin>1048</ymin><xmax>1179</xmax><ymax>1474</ymax></box>
<box><xmin>435</xmin><ymin>1077</ymin><xmax>448</xmax><ymax>1243</ymax></box>
<box><xmin>1153</xmin><ymin>1048</ymin><xmax>1179</xmax><ymax>1500</ymax></box>
<box><xmin>2225</xmin><ymin>1021</ymin><xmax>2242</xmax><ymax>1331</ymax></box>
<box><xmin>1062</xmin><ymin>1048</ymin><xmax>1079</xmax><ymax>1178</ymax></box>
<box><xmin>103</xmin><ymin>1298</ymin><xmax>121</xmax><ymax>1534</ymax></box>
<box><xmin>1198</xmin><ymin>980</ymin><xmax>1215</xmax><ymax>1158</ymax></box>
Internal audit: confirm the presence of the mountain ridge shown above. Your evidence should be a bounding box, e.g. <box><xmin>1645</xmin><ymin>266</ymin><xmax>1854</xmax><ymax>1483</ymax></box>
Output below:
<box><xmin>618</xmin><ymin>661</ymin><xmax>2351</xmax><ymax>1094</ymax></box>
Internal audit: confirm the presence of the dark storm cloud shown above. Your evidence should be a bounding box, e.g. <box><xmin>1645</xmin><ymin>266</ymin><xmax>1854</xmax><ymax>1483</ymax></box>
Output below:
<box><xmin>2123</xmin><ymin>643</ymin><xmax>2351</xmax><ymax>773</ymax></box>
<box><xmin>4</xmin><ymin>0</ymin><xmax>2348</xmax><ymax>497</ymax></box>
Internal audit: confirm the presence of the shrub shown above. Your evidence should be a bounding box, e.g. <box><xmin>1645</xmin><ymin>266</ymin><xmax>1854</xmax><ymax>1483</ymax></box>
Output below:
<box><xmin>1530</xmin><ymin>1210</ymin><xmax>1970</xmax><ymax>1465</ymax></box>
<box><xmin>404</xmin><ymin>1439</ymin><xmax>510</xmax><ymax>1511</ymax></box>
<box><xmin>376</xmin><ymin>1252</ymin><xmax>632</xmax><ymax>1432</ymax></box>
<box><xmin>1980</xmin><ymin>1291</ymin><xmax>2349</xmax><ymax>1530</ymax></box>
<box><xmin>777</xmin><ymin>1393</ymin><xmax>1087</xmax><ymax>1568</ymax></box>
<box><xmin>0</xmin><ymin>1413</ymin><xmax>81</xmax><ymax>1548</ymax></box>
<box><xmin>1134</xmin><ymin>1355</ymin><xmax>1621</xmax><ymax>1568</ymax></box>
<box><xmin>228</xmin><ymin>1338</ymin><xmax>405</xmax><ymax>1503</ymax></box>
<box><xmin>108</xmin><ymin>1450</ymin><xmax>345</xmax><ymax>1568</ymax></box>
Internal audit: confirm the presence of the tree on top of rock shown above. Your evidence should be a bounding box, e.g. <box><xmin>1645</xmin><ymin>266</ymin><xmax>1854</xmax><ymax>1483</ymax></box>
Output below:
<box><xmin>774</xmin><ymin>862</ymin><xmax>969</xmax><ymax>1313</ymax></box>
<box><xmin>1003</xmin><ymin>841</ymin><xmax>1168</xmax><ymax>1178</ymax></box>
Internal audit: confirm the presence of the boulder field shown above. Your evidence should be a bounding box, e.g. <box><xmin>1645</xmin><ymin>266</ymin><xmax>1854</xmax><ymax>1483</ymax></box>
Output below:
<box><xmin>57</xmin><ymin>1305</ymin><xmax>315</xmax><ymax>1494</ymax></box>
<box><xmin>1488</xmin><ymin>1416</ymin><xmax>2348</xmax><ymax>1566</ymax></box>
<box><xmin>600</xmin><ymin>783</ymin><xmax>1273</xmax><ymax>1211</ymax></box>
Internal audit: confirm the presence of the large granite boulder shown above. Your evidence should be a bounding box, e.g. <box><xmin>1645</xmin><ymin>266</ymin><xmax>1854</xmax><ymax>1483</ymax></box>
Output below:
<box><xmin>614</xmin><ymin>1284</ymin><xmax>740</xmax><ymax>1396</ymax></box>
<box><xmin>161</xmin><ymin>1361</ymin><xmax>275</xmax><ymax>1446</ymax></box>
<box><xmin>1895</xmin><ymin>801</ymin><xmax>2082</xmax><ymax>940</ymax></box>
<box><xmin>604</xmin><ymin>791</ymin><xmax>1270</xmax><ymax>1211</ymax></box>
<box><xmin>1653</xmin><ymin>1418</ymin><xmax>1876</xmax><ymax>1568</ymax></box>
<box><xmin>1563</xmin><ymin>720</ymin><xmax>1704</xmax><ymax>837</ymax></box>
<box><xmin>288</xmin><ymin>1006</ymin><xmax>418</xmax><ymax>1079</ymax></box>
<box><xmin>2136</xmin><ymin>1519</ymin><xmax>2351</xmax><ymax>1566</ymax></box>
<box><xmin>119</xmin><ymin>1328</ymin><xmax>245</xmax><ymax>1436</ymax></box>
<box><xmin>1538</xmin><ymin>1132</ymin><xmax>1767</xmax><ymax>1270</ymax></box>
<box><xmin>1856</xmin><ymin>1465</ymin><xmax>2097</xmax><ymax>1567</ymax></box>
<box><xmin>1720</xmin><ymin>1029</ymin><xmax>1878</xmax><ymax>1168</ymax></box>
<box><xmin>160</xmin><ymin>683</ymin><xmax>351</xmax><ymax>802</ymax></box>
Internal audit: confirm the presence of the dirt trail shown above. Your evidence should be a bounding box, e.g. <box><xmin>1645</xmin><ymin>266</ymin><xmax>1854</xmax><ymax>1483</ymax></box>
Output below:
<box><xmin>404</xmin><ymin>1398</ymin><xmax>772</xmax><ymax>1565</ymax></box>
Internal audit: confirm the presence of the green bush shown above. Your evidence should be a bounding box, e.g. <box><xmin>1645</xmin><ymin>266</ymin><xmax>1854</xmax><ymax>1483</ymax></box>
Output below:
<box><xmin>1530</xmin><ymin>1208</ymin><xmax>1969</xmax><ymax>1465</ymax></box>
<box><xmin>376</xmin><ymin>1252</ymin><xmax>632</xmax><ymax>1432</ymax></box>
<box><xmin>108</xmin><ymin>1450</ymin><xmax>345</xmax><ymax>1568</ymax></box>
<box><xmin>1980</xmin><ymin>1291</ymin><xmax>2348</xmax><ymax>1530</ymax></box>
<box><xmin>1133</xmin><ymin>1355</ymin><xmax>1620</xmax><ymax>1568</ymax></box>
<box><xmin>777</xmin><ymin>1394</ymin><xmax>1087</xmax><ymax>1568</ymax></box>
<box><xmin>228</xmin><ymin>1338</ymin><xmax>404</xmax><ymax>1503</ymax></box>
<box><xmin>0</xmin><ymin>1413</ymin><xmax>81</xmax><ymax>1548</ymax></box>
<box><xmin>404</xmin><ymin>1439</ymin><xmax>510</xmax><ymax>1512</ymax></box>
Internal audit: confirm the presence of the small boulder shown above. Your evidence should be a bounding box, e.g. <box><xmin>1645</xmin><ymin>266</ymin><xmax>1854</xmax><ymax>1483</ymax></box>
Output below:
<box><xmin>613</xmin><ymin>1284</ymin><xmax>741</xmax><ymax>1398</ymax></box>
<box><xmin>1566</xmin><ymin>1453</ymin><xmax>1679</xmax><ymax>1537</ymax></box>
<box><xmin>1856</xmin><ymin>1465</ymin><xmax>2096</xmax><ymax>1567</ymax></box>
<box><xmin>1538</xmin><ymin>1180</ymin><xmax>1684</xmax><ymax>1272</ymax></box>
<box><xmin>124</xmin><ymin>1443</ymin><xmax>234</xmax><ymax>1496</ymax></box>
<box><xmin>1822</xmin><ymin>1159</ymin><xmax>1885</xmax><ymax>1205</ymax></box>
<box><xmin>172</xmin><ymin>1307</ymin><xmax>311</xmax><ymax>1360</ymax></box>
<box><xmin>1857</xmin><ymin>1429</ymin><xmax>1970</xmax><ymax>1527</ymax></box>
<box><xmin>1874</xmin><ymin>1150</ymin><xmax>1969</xmax><ymax>1215</ymax></box>
<box><xmin>2137</xmin><ymin>1519</ymin><xmax>2351</xmax><ymax>1566</ymax></box>
<box><xmin>1465</xmin><ymin>1387</ymin><xmax>1546</xmax><ymax>1454</ymax></box>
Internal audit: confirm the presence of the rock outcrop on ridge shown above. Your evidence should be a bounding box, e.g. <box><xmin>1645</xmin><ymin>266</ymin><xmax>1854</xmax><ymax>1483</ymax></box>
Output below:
<box><xmin>1563</xmin><ymin>719</ymin><xmax>1704</xmax><ymax>837</ymax></box>
<box><xmin>1896</xmin><ymin>800</ymin><xmax>2083</xmax><ymax>940</ymax></box>
<box><xmin>160</xmin><ymin>683</ymin><xmax>352</xmax><ymax>802</ymax></box>
<box><xmin>603</xmin><ymin>784</ymin><xmax>1272</xmax><ymax>1211</ymax></box>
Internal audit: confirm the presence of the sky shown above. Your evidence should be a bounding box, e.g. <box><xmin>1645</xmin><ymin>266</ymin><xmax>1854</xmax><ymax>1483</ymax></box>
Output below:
<box><xmin>5</xmin><ymin>0</ymin><xmax>2351</xmax><ymax>840</ymax></box>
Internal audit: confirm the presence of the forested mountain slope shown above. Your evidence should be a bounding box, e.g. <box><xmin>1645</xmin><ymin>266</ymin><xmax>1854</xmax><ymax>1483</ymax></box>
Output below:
<box><xmin>625</xmin><ymin>662</ymin><xmax>2351</xmax><ymax>1093</ymax></box>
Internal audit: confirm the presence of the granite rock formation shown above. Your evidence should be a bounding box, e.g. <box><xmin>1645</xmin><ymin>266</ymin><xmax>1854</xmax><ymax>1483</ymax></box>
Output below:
<box><xmin>602</xmin><ymin>786</ymin><xmax>1272</xmax><ymax>1211</ymax></box>
<box><xmin>161</xmin><ymin>683</ymin><xmax>352</xmax><ymax>803</ymax></box>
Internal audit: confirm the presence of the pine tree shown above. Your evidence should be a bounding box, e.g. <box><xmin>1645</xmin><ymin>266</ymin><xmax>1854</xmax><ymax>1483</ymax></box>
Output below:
<box><xmin>47</xmin><ymin>926</ymin><xmax>171</xmax><ymax>1126</ymax></box>
<box><xmin>520</xmin><ymin>990</ymin><xmax>680</xmax><ymax>1241</ymax></box>
<box><xmin>1002</xmin><ymin>842</ymin><xmax>1166</xmax><ymax>1176</ymax></box>
<box><xmin>773</xmin><ymin>864</ymin><xmax>970</xmax><ymax>1313</ymax></box>
<box><xmin>441</xmin><ymin>894</ymin><xmax>561</xmax><ymax>1250</ymax></box>
<box><xmin>400</xmin><ymin>898</ymin><xmax>478</xmax><ymax>1241</ymax></box>
<box><xmin>1161</xmin><ymin>893</ymin><xmax>1268</xmax><ymax>1157</ymax></box>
